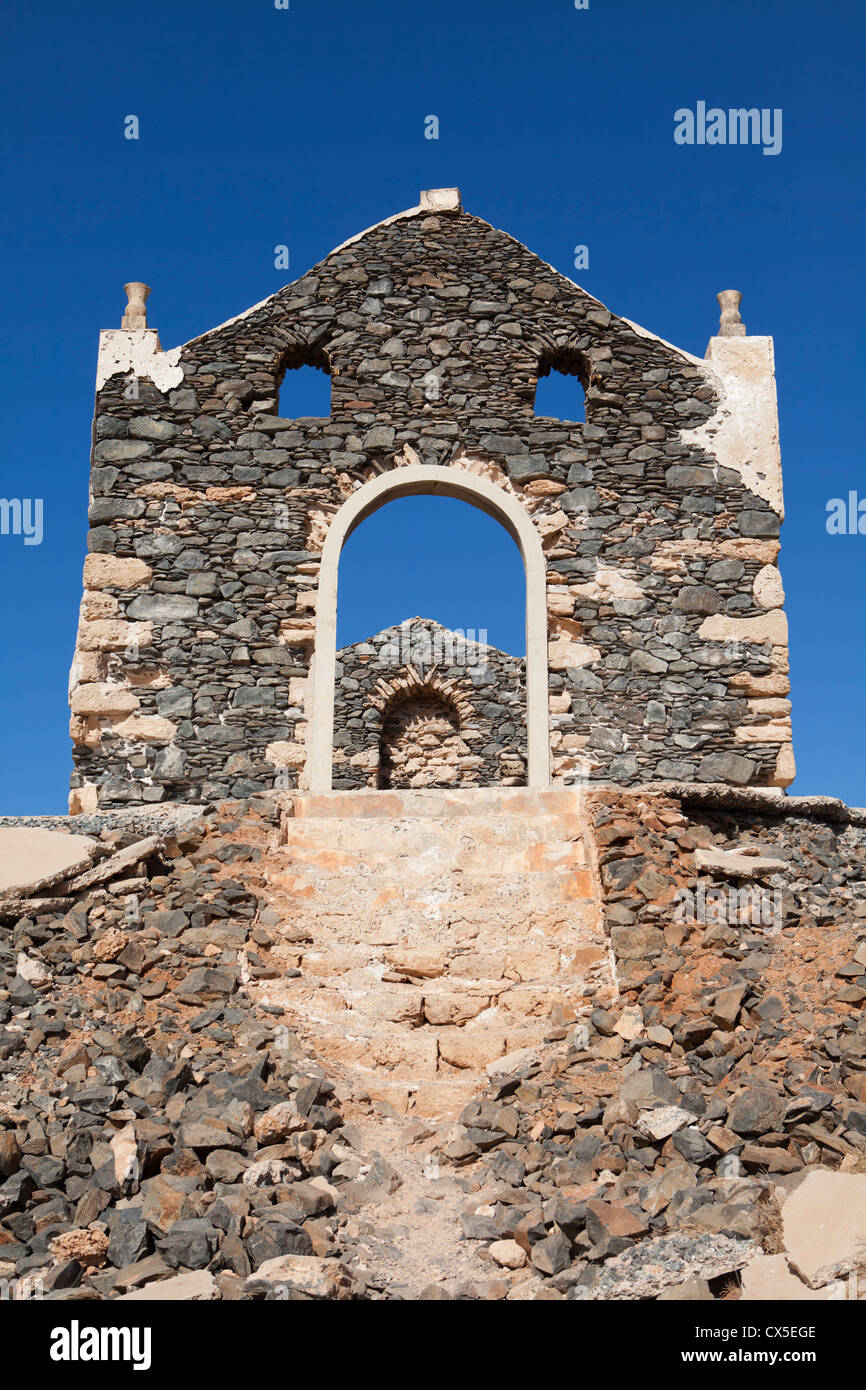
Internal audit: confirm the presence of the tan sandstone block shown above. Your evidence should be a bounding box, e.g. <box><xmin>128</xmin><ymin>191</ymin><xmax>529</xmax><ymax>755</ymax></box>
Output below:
<box><xmin>782</xmin><ymin>1171</ymin><xmax>866</xmax><ymax>1288</ymax></box>
<box><xmin>135</xmin><ymin>481</ymin><xmax>198</xmax><ymax>504</ymax></box>
<box><xmin>546</xmin><ymin>592</ymin><xmax>574</xmax><ymax>617</ymax></box>
<box><xmin>498</xmin><ymin>986</ymin><xmax>564</xmax><ymax>1018</ymax></box>
<box><xmin>351</xmin><ymin>986</ymin><xmax>424</xmax><ymax>1025</ymax></box>
<box><xmin>266</xmin><ymin>740</ymin><xmax>306</xmax><ymax>769</ymax></box>
<box><xmin>69</xmin><ymin>784</ymin><xmax>99</xmax><ymax>815</ymax></box>
<box><xmin>205</xmin><ymin>486</ymin><xmax>256</xmax><ymax>503</ymax></box>
<box><xmin>568</xmin><ymin>945</ymin><xmax>606</xmax><ymax>971</ymax></box>
<box><xmin>77</xmin><ymin>619</ymin><xmax>154</xmax><ymax>652</ymax></box>
<box><xmin>525</xmin><ymin>479</ymin><xmax>565</xmax><ymax>497</ymax></box>
<box><xmin>71</xmin><ymin>651</ymin><xmax>108</xmax><ymax>684</ymax></box>
<box><xmin>278</xmin><ymin>618</ymin><xmax>315</xmax><ymax>646</ymax></box>
<box><xmin>560</xmin><ymin>734</ymin><xmax>585</xmax><ymax>751</ymax></box>
<box><xmin>571</xmin><ymin>567</ymin><xmax>644</xmax><ymax>602</ymax></box>
<box><xmin>548</xmin><ymin>641</ymin><xmax>601</xmax><ymax>671</ymax></box>
<box><xmin>423</xmin><ymin>991</ymin><xmax>490</xmax><ymax>1026</ymax></box>
<box><xmin>729</xmin><ymin>672</ymin><xmax>790</xmax><ymax>697</ymax></box>
<box><xmin>369</xmin><ymin>1033</ymin><xmax>439</xmax><ymax>1075</ymax></box>
<box><xmin>437</xmin><ymin>1028</ymin><xmax>508</xmax><ymax>1070</ymax></box>
<box><xmin>410</xmin><ymin>1079</ymin><xmax>479</xmax><ymax>1118</ymax></box>
<box><xmin>753</xmin><ymin>564</ymin><xmax>785</xmax><ymax>609</ymax></box>
<box><xmin>551</xmin><ymin>619</ymin><xmax>584</xmax><ymax>646</ymax></box>
<box><xmin>82</xmin><ymin>554</ymin><xmax>153</xmax><ymax>590</ymax></box>
<box><xmin>772</xmin><ymin>743</ymin><xmax>796</xmax><ymax>788</ymax></box>
<box><xmin>126</xmin><ymin>668</ymin><xmax>171</xmax><ymax>688</ymax></box>
<box><xmin>650</xmin><ymin>539</ymin><xmax>779</xmax><ymax>574</ymax></box>
<box><xmin>506</xmin><ymin>946</ymin><xmax>561</xmax><ymax>981</ymax></box>
<box><xmin>81</xmin><ymin>591</ymin><xmax>119</xmax><ymax>619</ymax></box>
<box><xmin>111</xmin><ymin>715</ymin><xmax>177</xmax><ymax>742</ymax></box>
<box><xmin>746</xmin><ymin>698</ymin><xmax>791</xmax><ymax>719</ymax></box>
<box><xmin>740</xmin><ymin>1254</ymin><xmax>835</xmax><ymax>1302</ymax></box>
<box><xmin>449</xmin><ymin>952</ymin><xmax>506</xmax><ymax>980</ymax></box>
<box><xmin>70</xmin><ymin>683</ymin><xmax>140</xmax><ymax>716</ymax></box>
<box><xmin>698</xmin><ymin>611</ymin><xmax>788</xmax><ymax>646</ymax></box>
<box><xmin>536</xmin><ymin>509</ymin><xmax>569</xmax><ymax>539</ymax></box>
<box><xmin>385</xmin><ymin>948</ymin><xmax>448</xmax><ymax>979</ymax></box>
<box><xmin>549</xmin><ymin>691</ymin><xmax>571</xmax><ymax>713</ymax></box>
<box><xmin>69</xmin><ymin>715</ymin><xmax>100</xmax><ymax>749</ymax></box>
<box><xmin>350</xmin><ymin>748</ymin><xmax>378</xmax><ymax>770</ymax></box>
<box><xmin>301</xmin><ymin>948</ymin><xmax>365</xmax><ymax>977</ymax></box>
<box><xmin>735</xmin><ymin>721</ymin><xmax>792</xmax><ymax>743</ymax></box>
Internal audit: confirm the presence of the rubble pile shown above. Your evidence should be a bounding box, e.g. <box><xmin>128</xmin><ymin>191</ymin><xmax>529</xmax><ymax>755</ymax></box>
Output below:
<box><xmin>0</xmin><ymin>801</ymin><xmax>372</xmax><ymax>1301</ymax></box>
<box><xmin>441</xmin><ymin>790</ymin><xmax>866</xmax><ymax>1299</ymax></box>
<box><xmin>2</xmin><ymin>785</ymin><xmax>865</xmax><ymax>1301</ymax></box>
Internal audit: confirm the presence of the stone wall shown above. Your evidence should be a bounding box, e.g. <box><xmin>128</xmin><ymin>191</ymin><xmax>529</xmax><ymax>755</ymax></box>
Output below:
<box><xmin>589</xmin><ymin>782</ymin><xmax>866</xmax><ymax>1153</ymax></box>
<box><xmin>332</xmin><ymin>619</ymin><xmax>527</xmax><ymax>789</ymax></box>
<box><xmin>69</xmin><ymin>190</ymin><xmax>793</xmax><ymax>811</ymax></box>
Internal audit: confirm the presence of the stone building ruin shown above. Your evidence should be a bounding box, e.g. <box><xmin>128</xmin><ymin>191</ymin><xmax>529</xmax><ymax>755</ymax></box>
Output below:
<box><xmin>68</xmin><ymin>188</ymin><xmax>793</xmax><ymax>812</ymax></box>
<box><xmin>11</xmin><ymin>187</ymin><xmax>866</xmax><ymax>1311</ymax></box>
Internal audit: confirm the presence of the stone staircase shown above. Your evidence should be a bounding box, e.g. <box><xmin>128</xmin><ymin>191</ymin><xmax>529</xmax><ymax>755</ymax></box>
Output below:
<box><xmin>254</xmin><ymin>787</ymin><xmax>611</xmax><ymax>1117</ymax></box>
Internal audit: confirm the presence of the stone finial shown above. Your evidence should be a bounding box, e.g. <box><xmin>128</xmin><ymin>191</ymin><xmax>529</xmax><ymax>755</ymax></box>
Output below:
<box><xmin>419</xmin><ymin>188</ymin><xmax>461</xmax><ymax>213</ymax></box>
<box><xmin>122</xmin><ymin>282</ymin><xmax>151</xmax><ymax>330</ymax></box>
<box><xmin>717</xmin><ymin>289</ymin><xmax>746</xmax><ymax>337</ymax></box>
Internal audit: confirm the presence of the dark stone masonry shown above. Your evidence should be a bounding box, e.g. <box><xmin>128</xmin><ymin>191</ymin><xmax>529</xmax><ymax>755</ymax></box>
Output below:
<box><xmin>332</xmin><ymin>618</ymin><xmax>526</xmax><ymax>789</ymax></box>
<box><xmin>69</xmin><ymin>189</ymin><xmax>793</xmax><ymax>811</ymax></box>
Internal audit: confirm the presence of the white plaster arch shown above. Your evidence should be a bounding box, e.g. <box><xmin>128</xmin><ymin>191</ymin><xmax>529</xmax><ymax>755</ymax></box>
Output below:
<box><xmin>306</xmin><ymin>464</ymin><xmax>550</xmax><ymax>791</ymax></box>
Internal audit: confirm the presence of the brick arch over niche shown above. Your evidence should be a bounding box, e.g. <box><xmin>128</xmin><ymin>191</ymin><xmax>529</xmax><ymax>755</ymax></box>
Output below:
<box><xmin>307</xmin><ymin>464</ymin><xmax>550</xmax><ymax>792</ymax></box>
<box><xmin>370</xmin><ymin>664</ymin><xmax>477</xmax><ymax>723</ymax></box>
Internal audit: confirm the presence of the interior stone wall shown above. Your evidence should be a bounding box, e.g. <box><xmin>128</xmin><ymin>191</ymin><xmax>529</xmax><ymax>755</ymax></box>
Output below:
<box><xmin>69</xmin><ymin>193</ymin><xmax>793</xmax><ymax>810</ymax></box>
<box><xmin>332</xmin><ymin>618</ymin><xmax>527</xmax><ymax>789</ymax></box>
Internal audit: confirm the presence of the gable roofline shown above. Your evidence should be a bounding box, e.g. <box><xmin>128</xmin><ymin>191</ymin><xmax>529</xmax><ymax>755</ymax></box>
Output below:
<box><xmin>338</xmin><ymin>615</ymin><xmax>522</xmax><ymax>664</ymax></box>
<box><xmin>176</xmin><ymin>190</ymin><xmax>700</xmax><ymax>367</ymax></box>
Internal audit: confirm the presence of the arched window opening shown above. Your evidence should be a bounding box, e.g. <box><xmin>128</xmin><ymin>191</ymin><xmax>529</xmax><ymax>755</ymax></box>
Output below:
<box><xmin>308</xmin><ymin>464</ymin><xmax>551</xmax><ymax>793</ymax></box>
<box><xmin>277</xmin><ymin>345</ymin><xmax>331</xmax><ymax>419</ymax></box>
<box><xmin>336</xmin><ymin>495</ymin><xmax>525</xmax><ymax>656</ymax></box>
<box><xmin>534</xmin><ymin>348</ymin><xmax>588</xmax><ymax>422</ymax></box>
<box><xmin>329</xmin><ymin>492</ymin><xmax>529</xmax><ymax>791</ymax></box>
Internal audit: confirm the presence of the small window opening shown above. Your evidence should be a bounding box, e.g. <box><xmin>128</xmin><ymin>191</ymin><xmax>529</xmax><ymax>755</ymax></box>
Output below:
<box><xmin>277</xmin><ymin>345</ymin><xmax>331</xmax><ymax>418</ymax></box>
<box><xmin>534</xmin><ymin>348</ymin><xmax>588</xmax><ymax>422</ymax></box>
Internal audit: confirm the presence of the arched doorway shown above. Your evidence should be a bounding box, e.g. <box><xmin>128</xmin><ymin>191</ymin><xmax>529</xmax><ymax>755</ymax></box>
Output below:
<box><xmin>307</xmin><ymin>464</ymin><xmax>550</xmax><ymax>791</ymax></box>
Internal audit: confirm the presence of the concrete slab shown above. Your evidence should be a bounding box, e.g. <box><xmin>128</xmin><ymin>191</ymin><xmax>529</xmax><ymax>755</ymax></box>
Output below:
<box><xmin>740</xmin><ymin>1253</ymin><xmax>836</xmax><ymax>1301</ymax></box>
<box><xmin>118</xmin><ymin>1269</ymin><xmax>217</xmax><ymax>1301</ymax></box>
<box><xmin>0</xmin><ymin>828</ymin><xmax>98</xmax><ymax>896</ymax></box>
<box><xmin>694</xmin><ymin>847</ymin><xmax>789</xmax><ymax>879</ymax></box>
<box><xmin>782</xmin><ymin>1170</ymin><xmax>866</xmax><ymax>1288</ymax></box>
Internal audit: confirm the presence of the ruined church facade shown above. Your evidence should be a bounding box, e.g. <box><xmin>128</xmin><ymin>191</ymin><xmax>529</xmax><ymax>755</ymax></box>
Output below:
<box><xmin>68</xmin><ymin>188</ymin><xmax>793</xmax><ymax>812</ymax></box>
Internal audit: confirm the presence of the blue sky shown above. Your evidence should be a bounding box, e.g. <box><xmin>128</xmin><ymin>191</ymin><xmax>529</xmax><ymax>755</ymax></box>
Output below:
<box><xmin>1</xmin><ymin>0</ymin><xmax>863</xmax><ymax>811</ymax></box>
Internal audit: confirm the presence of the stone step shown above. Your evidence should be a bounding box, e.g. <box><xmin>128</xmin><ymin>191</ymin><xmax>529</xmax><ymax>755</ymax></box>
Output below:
<box><xmin>279</xmin><ymin>786</ymin><xmax>585</xmax><ymax>821</ymax></box>
<box><xmin>267</xmin><ymin>868</ymin><xmax>595</xmax><ymax>914</ymax></box>
<box><xmin>254</xmin><ymin>781</ymin><xmax>607</xmax><ymax>1120</ymax></box>
<box><xmin>278</xmin><ymin>810</ymin><xmax>587</xmax><ymax>854</ymax></box>
<box><xmin>272</xmin><ymin>837</ymin><xmax>585</xmax><ymax>878</ymax></box>
<box><xmin>276</xmin><ymin>1006</ymin><xmax>553</xmax><ymax>1079</ymax></box>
